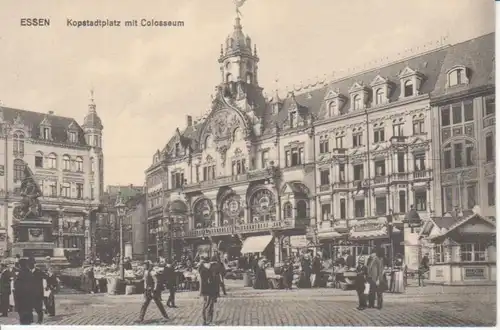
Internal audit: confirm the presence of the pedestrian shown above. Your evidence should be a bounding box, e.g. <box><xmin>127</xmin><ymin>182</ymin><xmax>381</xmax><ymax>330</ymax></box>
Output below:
<box><xmin>44</xmin><ymin>268</ymin><xmax>57</xmax><ymax>316</ymax></box>
<box><xmin>198</xmin><ymin>256</ymin><xmax>219</xmax><ymax>326</ymax></box>
<box><xmin>137</xmin><ymin>261</ymin><xmax>169</xmax><ymax>323</ymax></box>
<box><xmin>310</xmin><ymin>254</ymin><xmax>322</xmax><ymax>288</ymax></box>
<box><xmin>14</xmin><ymin>258</ymin><xmax>34</xmax><ymax>325</ymax></box>
<box><xmin>418</xmin><ymin>253</ymin><xmax>429</xmax><ymax>287</ymax></box>
<box><xmin>366</xmin><ymin>248</ymin><xmax>385</xmax><ymax>309</ymax></box>
<box><xmin>163</xmin><ymin>260</ymin><xmax>177</xmax><ymax>308</ymax></box>
<box><xmin>283</xmin><ymin>259</ymin><xmax>294</xmax><ymax>290</ymax></box>
<box><xmin>355</xmin><ymin>256</ymin><xmax>368</xmax><ymax>310</ymax></box>
<box><xmin>216</xmin><ymin>256</ymin><xmax>227</xmax><ymax>295</ymax></box>
<box><xmin>0</xmin><ymin>262</ymin><xmax>12</xmax><ymax>317</ymax></box>
<box><xmin>27</xmin><ymin>257</ymin><xmax>45</xmax><ymax>324</ymax></box>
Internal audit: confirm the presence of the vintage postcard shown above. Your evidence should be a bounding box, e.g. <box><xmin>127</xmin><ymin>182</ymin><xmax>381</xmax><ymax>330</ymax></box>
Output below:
<box><xmin>0</xmin><ymin>0</ymin><xmax>496</xmax><ymax>327</ymax></box>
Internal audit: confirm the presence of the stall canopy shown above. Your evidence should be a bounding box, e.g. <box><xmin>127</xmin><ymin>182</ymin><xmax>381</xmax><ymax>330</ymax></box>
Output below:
<box><xmin>240</xmin><ymin>235</ymin><xmax>273</xmax><ymax>254</ymax></box>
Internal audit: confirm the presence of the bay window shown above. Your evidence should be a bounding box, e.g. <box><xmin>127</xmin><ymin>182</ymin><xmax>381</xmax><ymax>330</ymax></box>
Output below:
<box><xmin>460</xmin><ymin>243</ymin><xmax>487</xmax><ymax>262</ymax></box>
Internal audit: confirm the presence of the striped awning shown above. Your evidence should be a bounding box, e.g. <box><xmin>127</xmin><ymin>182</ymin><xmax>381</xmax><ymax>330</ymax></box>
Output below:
<box><xmin>240</xmin><ymin>235</ymin><xmax>273</xmax><ymax>254</ymax></box>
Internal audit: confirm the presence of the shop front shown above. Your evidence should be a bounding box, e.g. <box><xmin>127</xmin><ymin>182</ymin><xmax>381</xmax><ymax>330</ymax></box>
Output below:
<box><xmin>427</xmin><ymin>213</ymin><xmax>496</xmax><ymax>285</ymax></box>
<box><xmin>240</xmin><ymin>235</ymin><xmax>275</xmax><ymax>263</ymax></box>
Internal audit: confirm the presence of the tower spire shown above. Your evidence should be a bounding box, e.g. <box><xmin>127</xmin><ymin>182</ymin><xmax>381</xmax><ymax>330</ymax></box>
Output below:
<box><xmin>89</xmin><ymin>88</ymin><xmax>96</xmax><ymax>113</ymax></box>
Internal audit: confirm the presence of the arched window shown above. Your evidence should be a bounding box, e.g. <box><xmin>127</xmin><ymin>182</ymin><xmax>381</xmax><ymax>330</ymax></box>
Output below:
<box><xmin>13</xmin><ymin>159</ymin><xmax>24</xmax><ymax>182</ymax></box>
<box><xmin>233</xmin><ymin>128</ymin><xmax>242</xmax><ymax>141</ymax></box>
<box><xmin>90</xmin><ymin>157</ymin><xmax>95</xmax><ymax>173</ymax></box>
<box><xmin>328</xmin><ymin>101</ymin><xmax>336</xmax><ymax>116</ymax></box>
<box><xmin>283</xmin><ymin>202</ymin><xmax>293</xmax><ymax>219</ymax></box>
<box><xmin>35</xmin><ymin>151</ymin><xmax>44</xmax><ymax>168</ymax></box>
<box><xmin>205</xmin><ymin>135</ymin><xmax>213</xmax><ymax>149</ymax></box>
<box><xmin>246</xmin><ymin>73</ymin><xmax>253</xmax><ymax>84</ymax></box>
<box><xmin>375</xmin><ymin>88</ymin><xmax>384</xmax><ymax>105</ymax></box>
<box><xmin>296</xmin><ymin>200</ymin><xmax>307</xmax><ymax>219</ymax></box>
<box><xmin>226</xmin><ymin>73</ymin><xmax>232</xmax><ymax>83</ymax></box>
<box><xmin>12</xmin><ymin>131</ymin><xmax>25</xmax><ymax>156</ymax></box>
<box><xmin>404</xmin><ymin>80</ymin><xmax>413</xmax><ymax>97</ymax></box>
<box><xmin>48</xmin><ymin>153</ymin><xmax>57</xmax><ymax>169</ymax></box>
<box><xmin>448</xmin><ymin>67</ymin><xmax>468</xmax><ymax>87</ymax></box>
<box><xmin>76</xmin><ymin>157</ymin><xmax>84</xmax><ymax>172</ymax></box>
<box><xmin>353</xmin><ymin>95</ymin><xmax>362</xmax><ymax>110</ymax></box>
<box><xmin>63</xmin><ymin>155</ymin><xmax>71</xmax><ymax>171</ymax></box>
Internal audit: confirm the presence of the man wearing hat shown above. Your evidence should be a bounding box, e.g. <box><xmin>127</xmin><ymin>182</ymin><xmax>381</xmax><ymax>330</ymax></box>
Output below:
<box><xmin>137</xmin><ymin>260</ymin><xmax>169</xmax><ymax>323</ymax></box>
<box><xmin>14</xmin><ymin>258</ymin><xmax>34</xmax><ymax>325</ymax></box>
<box><xmin>27</xmin><ymin>256</ymin><xmax>46</xmax><ymax>324</ymax></box>
<box><xmin>198</xmin><ymin>256</ymin><xmax>219</xmax><ymax>325</ymax></box>
<box><xmin>0</xmin><ymin>262</ymin><xmax>12</xmax><ymax>317</ymax></box>
<box><xmin>163</xmin><ymin>260</ymin><xmax>177</xmax><ymax>308</ymax></box>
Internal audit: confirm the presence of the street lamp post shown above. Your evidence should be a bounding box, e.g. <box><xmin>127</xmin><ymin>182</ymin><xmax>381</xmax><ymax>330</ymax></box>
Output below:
<box><xmin>114</xmin><ymin>194</ymin><xmax>127</xmax><ymax>281</ymax></box>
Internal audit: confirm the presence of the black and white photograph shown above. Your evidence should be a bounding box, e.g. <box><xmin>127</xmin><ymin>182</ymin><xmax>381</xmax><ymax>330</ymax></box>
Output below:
<box><xmin>0</xmin><ymin>0</ymin><xmax>496</xmax><ymax>326</ymax></box>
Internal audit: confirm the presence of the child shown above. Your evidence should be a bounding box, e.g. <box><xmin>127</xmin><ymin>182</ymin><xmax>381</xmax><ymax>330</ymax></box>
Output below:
<box><xmin>355</xmin><ymin>256</ymin><xmax>368</xmax><ymax>310</ymax></box>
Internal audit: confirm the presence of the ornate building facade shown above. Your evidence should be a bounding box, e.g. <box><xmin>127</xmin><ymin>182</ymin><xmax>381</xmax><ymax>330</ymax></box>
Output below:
<box><xmin>0</xmin><ymin>93</ymin><xmax>104</xmax><ymax>258</ymax></box>
<box><xmin>145</xmin><ymin>13</ymin><xmax>494</xmax><ymax>264</ymax></box>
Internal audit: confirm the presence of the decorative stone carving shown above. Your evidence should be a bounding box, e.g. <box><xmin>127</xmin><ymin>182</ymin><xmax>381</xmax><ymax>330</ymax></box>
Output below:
<box><xmin>13</xmin><ymin>164</ymin><xmax>42</xmax><ymax>221</ymax></box>
<box><xmin>221</xmin><ymin>194</ymin><xmax>243</xmax><ymax>225</ymax></box>
<box><xmin>250</xmin><ymin>189</ymin><xmax>276</xmax><ymax>223</ymax></box>
<box><xmin>193</xmin><ymin>199</ymin><xmax>214</xmax><ymax>228</ymax></box>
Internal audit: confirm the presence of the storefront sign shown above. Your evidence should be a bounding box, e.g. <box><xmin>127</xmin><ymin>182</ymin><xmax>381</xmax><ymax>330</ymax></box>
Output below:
<box><xmin>353</xmin><ymin>222</ymin><xmax>385</xmax><ymax>232</ymax></box>
<box><xmin>290</xmin><ymin>235</ymin><xmax>308</xmax><ymax>248</ymax></box>
<box><xmin>464</xmin><ymin>267</ymin><xmax>486</xmax><ymax>279</ymax></box>
<box><xmin>23</xmin><ymin>249</ymin><xmax>53</xmax><ymax>258</ymax></box>
<box><xmin>435</xmin><ymin>268</ymin><xmax>444</xmax><ymax>278</ymax></box>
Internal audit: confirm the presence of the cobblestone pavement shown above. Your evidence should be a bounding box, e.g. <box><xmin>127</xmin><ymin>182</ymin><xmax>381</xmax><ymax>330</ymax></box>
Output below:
<box><xmin>0</xmin><ymin>283</ymin><xmax>495</xmax><ymax>326</ymax></box>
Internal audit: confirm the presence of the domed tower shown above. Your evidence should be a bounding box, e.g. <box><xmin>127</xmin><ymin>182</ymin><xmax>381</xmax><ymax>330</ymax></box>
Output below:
<box><xmin>219</xmin><ymin>15</ymin><xmax>259</xmax><ymax>86</ymax></box>
<box><xmin>82</xmin><ymin>90</ymin><xmax>104</xmax><ymax>202</ymax></box>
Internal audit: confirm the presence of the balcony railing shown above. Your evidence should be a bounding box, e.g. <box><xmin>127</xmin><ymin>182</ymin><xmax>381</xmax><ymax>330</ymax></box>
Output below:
<box><xmin>391</xmin><ymin>172</ymin><xmax>408</xmax><ymax>181</ymax></box>
<box><xmin>183</xmin><ymin>169</ymin><xmax>274</xmax><ymax>193</ymax></box>
<box><xmin>372</xmin><ymin>175</ymin><xmax>388</xmax><ymax>185</ymax></box>
<box><xmin>319</xmin><ymin>184</ymin><xmax>330</xmax><ymax>192</ymax></box>
<box><xmin>172</xmin><ymin>219</ymin><xmax>298</xmax><ymax>239</ymax></box>
<box><xmin>332</xmin><ymin>182</ymin><xmax>348</xmax><ymax>190</ymax></box>
<box><xmin>413</xmin><ymin>169</ymin><xmax>432</xmax><ymax>180</ymax></box>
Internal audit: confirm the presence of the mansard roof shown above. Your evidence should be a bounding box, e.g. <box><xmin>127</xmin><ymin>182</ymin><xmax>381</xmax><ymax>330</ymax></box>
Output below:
<box><xmin>0</xmin><ymin>106</ymin><xmax>88</xmax><ymax>146</ymax></box>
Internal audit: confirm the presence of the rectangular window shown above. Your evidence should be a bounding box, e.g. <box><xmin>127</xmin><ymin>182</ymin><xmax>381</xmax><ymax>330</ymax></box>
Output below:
<box><xmin>50</xmin><ymin>182</ymin><xmax>57</xmax><ymax>197</ymax></box>
<box><xmin>321</xmin><ymin>204</ymin><xmax>331</xmax><ymax>221</ymax></box>
<box><xmin>486</xmin><ymin>135</ymin><xmax>494</xmax><ymax>162</ymax></box>
<box><xmin>393</xmin><ymin>123</ymin><xmax>404</xmax><ymax>137</ymax></box>
<box><xmin>352</xmin><ymin>133</ymin><xmax>362</xmax><ymax>147</ymax></box>
<box><xmin>69</xmin><ymin>131</ymin><xmax>77</xmax><ymax>143</ymax></box>
<box><xmin>444</xmin><ymin>186</ymin><xmax>453</xmax><ymax>212</ymax></box>
<box><xmin>232</xmin><ymin>160</ymin><xmax>246</xmax><ymax>175</ymax></box>
<box><xmin>454</xmin><ymin>143</ymin><xmax>463</xmax><ymax>168</ymax></box>
<box><xmin>375</xmin><ymin>197</ymin><xmax>387</xmax><ymax>216</ymax></box>
<box><xmin>452</xmin><ymin>103</ymin><xmax>462</xmax><ymax>124</ymax></box>
<box><xmin>412</xmin><ymin>120</ymin><xmax>425</xmax><ymax>135</ymax></box>
<box><xmin>373</xmin><ymin>129</ymin><xmax>385</xmax><ymax>143</ymax></box>
<box><xmin>319</xmin><ymin>140</ymin><xmax>329</xmax><ymax>154</ymax></box>
<box><xmin>484</xmin><ymin>95</ymin><xmax>495</xmax><ymax>116</ymax></box>
<box><xmin>399</xmin><ymin>191</ymin><xmax>406</xmax><ymax>213</ymax></box>
<box><xmin>320</xmin><ymin>169</ymin><xmax>330</xmax><ymax>185</ymax></box>
<box><xmin>415</xmin><ymin>191</ymin><xmax>427</xmax><ymax>211</ymax></box>
<box><xmin>444</xmin><ymin>149</ymin><xmax>452</xmax><ymax>170</ymax></box>
<box><xmin>195</xmin><ymin>165</ymin><xmax>200</xmax><ymax>182</ymax></box>
<box><xmin>354</xmin><ymin>200</ymin><xmax>365</xmax><ymax>218</ymax></box>
<box><xmin>61</xmin><ymin>183</ymin><xmax>71</xmax><ymax>198</ymax></box>
<box><xmin>174</xmin><ymin>143</ymin><xmax>180</xmax><ymax>157</ymax></box>
<box><xmin>339</xmin><ymin>199</ymin><xmax>346</xmax><ymax>219</ymax></box>
<box><xmin>335</xmin><ymin>137</ymin><xmax>344</xmax><ymax>149</ymax></box>
<box><xmin>441</xmin><ymin>106</ymin><xmax>450</xmax><ymax>126</ymax></box>
<box><xmin>261</xmin><ymin>151</ymin><xmax>269</xmax><ymax>168</ymax></box>
<box><xmin>488</xmin><ymin>182</ymin><xmax>495</xmax><ymax>206</ymax></box>
<box><xmin>43</xmin><ymin>128</ymin><xmax>50</xmax><ymax>140</ymax></box>
<box><xmin>414</xmin><ymin>153</ymin><xmax>426</xmax><ymax>171</ymax></box>
<box><xmin>76</xmin><ymin>183</ymin><xmax>84</xmax><ymax>199</ymax></box>
<box><xmin>463</xmin><ymin>100</ymin><xmax>474</xmax><ymax>122</ymax></box>
<box><xmin>460</xmin><ymin>243</ymin><xmax>486</xmax><ymax>262</ymax></box>
<box><xmin>338</xmin><ymin>163</ymin><xmax>346</xmax><ymax>182</ymax></box>
<box><xmin>466</xmin><ymin>184</ymin><xmax>477</xmax><ymax>210</ymax></box>
<box><xmin>35</xmin><ymin>156</ymin><xmax>43</xmax><ymax>168</ymax></box>
<box><xmin>434</xmin><ymin>245</ymin><xmax>445</xmax><ymax>264</ymax></box>
<box><xmin>397</xmin><ymin>152</ymin><xmax>405</xmax><ymax>173</ymax></box>
<box><xmin>285</xmin><ymin>150</ymin><xmax>290</xmax><ymax>167</ymax></box>
<box><xmin>353</xmin><ymin>164</ymin><xmax>364</xmax><ymax>181</ymax></box>
<box><xmin>374</xmin><ymin>160</ymin><xmax>385</xmax><ymax>176</ymax></box>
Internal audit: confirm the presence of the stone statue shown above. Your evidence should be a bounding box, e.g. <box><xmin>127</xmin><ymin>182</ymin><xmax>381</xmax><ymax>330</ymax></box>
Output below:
<box><xmin>12</xmin><ymin>164</ymin><xmax>42</xmax><ymax>221</ymax></box>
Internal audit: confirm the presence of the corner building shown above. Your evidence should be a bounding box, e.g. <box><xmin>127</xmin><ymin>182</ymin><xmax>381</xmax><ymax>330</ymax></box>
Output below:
<box><xmin>145</xmin><ymin>15</ymin><xmax>494</xmax><ymax>265</ymax></box>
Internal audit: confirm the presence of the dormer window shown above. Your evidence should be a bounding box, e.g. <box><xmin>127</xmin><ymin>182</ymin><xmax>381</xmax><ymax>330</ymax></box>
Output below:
<box><xmin>43</xmin><ymin>127</ymin><xmax>50</xmax><ymax>140</ymax></box>
<box><xmin>175</xmin><ymin>143</ymin><xmax>180</xmax><ymax>157</ymax></box>
<box><xmin>205</xmin><ymin>135</ymin><xmax>213</xmax><ymax>149</ymax></box>
<box><xmin>370</xmin><ymin>75</ymin><xmax>392</xmax><ymax>106</ymax></box>
<box><xmin>447</xmin><ymin>66</ymin><xmax>469</xmax><ymax>87</ymax></box>
<box><xmin>349</xmin><ymin>82</ymin><xmax>369</xmax><ymax>111</ymax></box>
<box><xmin>69</xmin><ymin>131</ymin><xmax>77</xmax><ymax>143</ymax></box>
<box><xmin>289</xmin><ymin>111</ymin><xmax>297</xmax><ymax>128</ymax></box>
<box><xmin>324</xmin><ymin>89</ymin><xmax>347</xmax><ymax>116</ymax></box>
<box><xmin>375</xmin><ymin>89</ymin><xmax>384</xmax><ymax>105</ymax></box>
<box><xmin>353</xmin><ymin>95</ymin><xmax>362</xmax><ymax>110</ymax></box>
<box><xmin>398</xmin><ymin>66</ymin><xmax>424</xmax><ymax>99</ymax></box>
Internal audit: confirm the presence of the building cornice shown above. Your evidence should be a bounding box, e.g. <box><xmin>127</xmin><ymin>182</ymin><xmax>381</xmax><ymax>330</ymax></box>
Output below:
<box><xmin>430</xmin><ymin>85</ymin><xmax>494</xmax><ymax>106</ymax></box>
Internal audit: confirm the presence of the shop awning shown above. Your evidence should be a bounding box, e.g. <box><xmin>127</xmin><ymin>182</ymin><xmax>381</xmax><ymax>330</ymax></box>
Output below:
<box><xmin>350</xmin><ymin>224</ymin><xmax>388</xmax><ymax>240</ymax></box>
<box><xmin>317</xmin><ymin>231</ymin><xmax>343</xmax><ymax>240</ymax></box>
<box><xmin>240</xmin><ymin>235</ymin><xmax>273</xmax><ymax>254</ymax></box>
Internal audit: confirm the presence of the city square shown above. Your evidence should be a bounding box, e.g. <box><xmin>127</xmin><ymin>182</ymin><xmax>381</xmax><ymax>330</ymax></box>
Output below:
<box><xmin>0</xmin><ymin>282</ymin><xmax>496</xmax><ymax>326</ymax></box>
<box><xmin>0</xmin><ymin>0</ymin><xmax>496</xmax><ymax>326</ymax></box>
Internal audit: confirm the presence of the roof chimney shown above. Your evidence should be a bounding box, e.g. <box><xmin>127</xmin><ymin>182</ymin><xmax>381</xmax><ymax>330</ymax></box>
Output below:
<box><xmin>186</xmin><ymin>115</ymin><xmax>193</xmax><ymax>127</ymax></box>
<box><xmin>48</xmin><ymin>111</ymin><xmax>54</xmax><ymax>115</ymax></box>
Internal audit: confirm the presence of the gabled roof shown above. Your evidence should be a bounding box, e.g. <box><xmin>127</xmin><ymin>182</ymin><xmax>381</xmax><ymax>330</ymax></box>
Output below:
<box><xmin>0</xmin><ymin>106</ymin><xmax>88</xmax><ymax>146</ymax></box>
<box><xmin>429</xmin><ymin>212</ymin><xmax>496</xmax><ymax>241</ymax></box>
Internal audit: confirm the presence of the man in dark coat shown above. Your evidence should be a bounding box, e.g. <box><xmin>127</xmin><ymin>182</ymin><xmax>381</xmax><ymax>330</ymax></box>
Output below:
<box><xmin>163</xmin><ymin>261</ymin><xmax>177</xmax><ymax>308</ymax></box>
<box><xmin>310</xmin><ymin>255</ymin><xmax>322</xmax><ymax>288</ymax></box>
<box><xmin>137</xmin><ymin>261</ymin><xmax>169</xmax><ymax>323</ymax></box>
<box><xmin>355</xmin><ymin>257</ymin><xmax>368</xmax><ymax>310</ymax></box>
<box><xmin>44</xmin><ymin>268</ymin><xmax>57</xmax><ymax>316</ymax></box>
<box><xmin>198</xmin><ymin>256</ymin><xmax>219</xmax><ymax>325</ymax></box>
<box><xmin>27</xmin><ymin>257</ymin><xmax>46</xmax><ymax>324</ymax></box>
<box><xmin>366</xmin><ymin>248</ymin><xmax>385</xmax><ymax>309</ymax></box>
<box><xmin>14</xmin><ymin>258</ymin><xmax>34</xmax><ymax>325</ymax></box>
<box><xmin>0</xmin><ymin>262</ymin><xmax>11</xmax><ymax>317</ymax></box>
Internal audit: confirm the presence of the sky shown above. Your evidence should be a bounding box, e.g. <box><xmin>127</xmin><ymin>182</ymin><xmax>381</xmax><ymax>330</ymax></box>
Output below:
<box><xmin>0</xmin><ymin>0</ymin><xmax>495</xmax><ymax>186</ymax></box>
